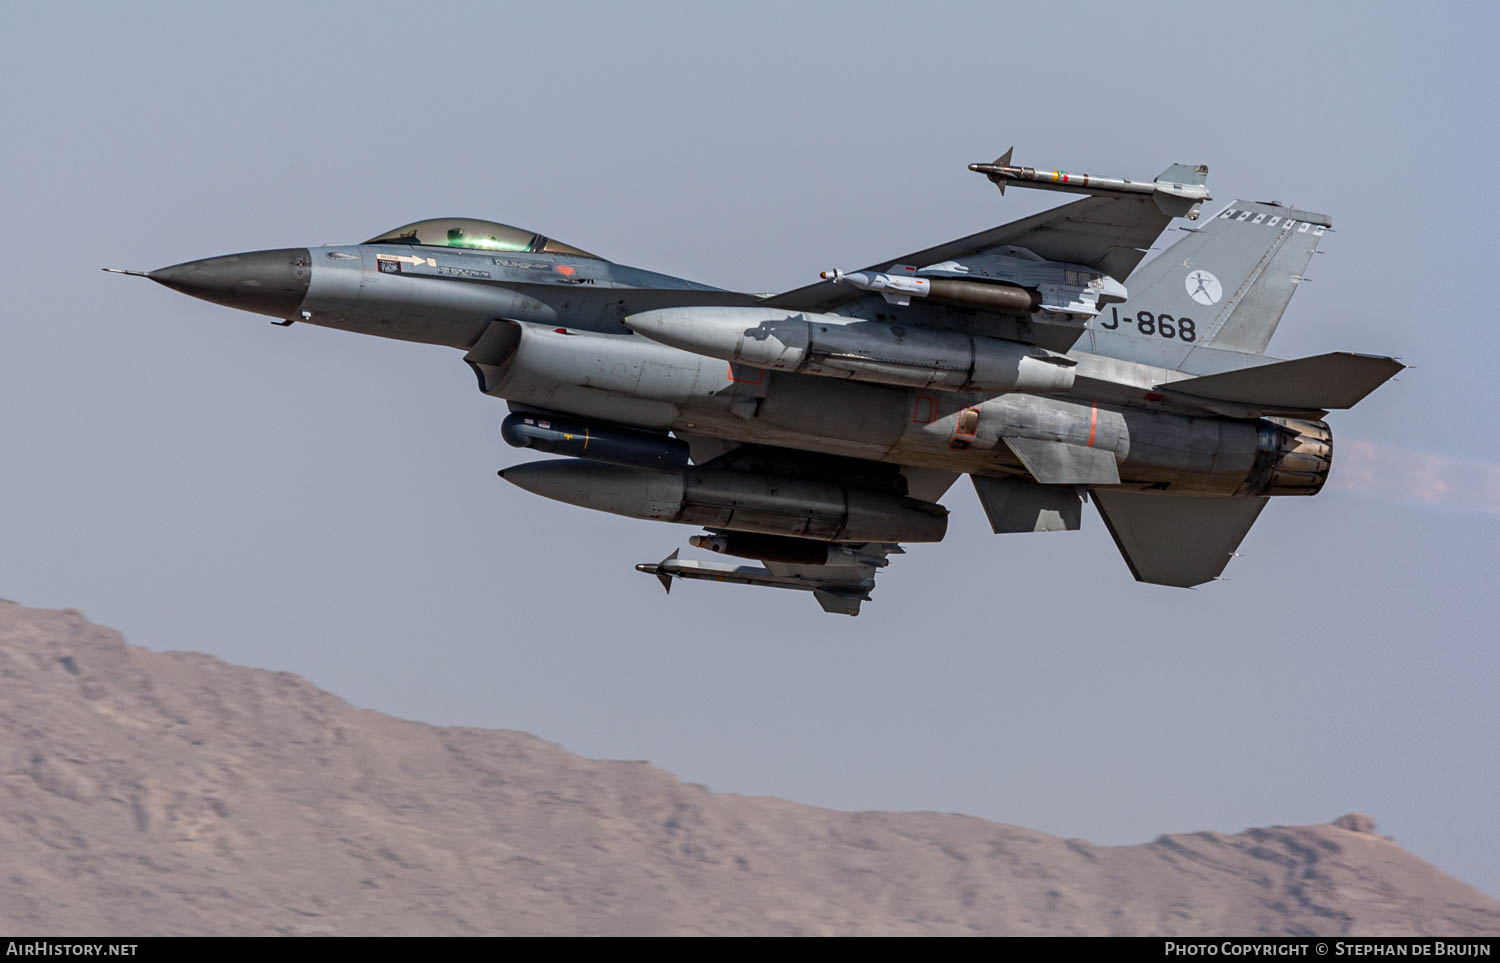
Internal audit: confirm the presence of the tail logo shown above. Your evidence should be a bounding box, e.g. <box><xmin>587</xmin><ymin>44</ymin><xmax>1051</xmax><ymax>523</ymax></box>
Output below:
<box><xmin>1186</xmin><ymin>270</ymin><xmax>1222</xmax><ymax>305</ymax></box>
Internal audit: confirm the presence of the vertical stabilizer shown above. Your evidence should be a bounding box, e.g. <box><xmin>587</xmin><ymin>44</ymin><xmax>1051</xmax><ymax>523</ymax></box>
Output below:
<box><xmin>1089</xmin><ymin>201</ymin><xmax>1330</xmax><ymax>369</ymax></box>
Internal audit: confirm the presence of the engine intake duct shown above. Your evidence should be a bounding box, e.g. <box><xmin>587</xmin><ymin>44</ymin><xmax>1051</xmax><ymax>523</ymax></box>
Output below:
<box><xmin>1241</xmin><ymin>417</ymin><xmax>1333</xmax><ymax>496</ymax></box>
<box><xmin>502</xmin><ymin>412</ymin><xmax>689</xmax><ymax>470</ymax></box>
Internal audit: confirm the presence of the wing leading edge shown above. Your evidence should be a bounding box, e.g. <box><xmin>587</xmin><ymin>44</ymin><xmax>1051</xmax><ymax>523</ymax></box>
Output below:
<box><xmin>765</xmin><ymin>194</ymin><xmax>1171</xmax><ymax>314</ymax></box>
<box><xmin>764</xmin><ymin>154</ymin><xmax>1204</xmax><ymax>316</ymax></box>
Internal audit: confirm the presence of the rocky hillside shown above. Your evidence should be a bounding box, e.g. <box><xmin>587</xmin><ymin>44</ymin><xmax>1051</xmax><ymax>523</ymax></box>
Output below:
<box><xmin>1</xmin><ymin>600</ymin><xmax>1495</xmax><ymax>936</ymax></box>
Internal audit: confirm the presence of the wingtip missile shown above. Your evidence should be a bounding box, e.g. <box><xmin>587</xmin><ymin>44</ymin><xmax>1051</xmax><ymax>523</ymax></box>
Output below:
<box><xmin>968</xmin><ymin>148</ymin><xmax>1211</xmax><ymax>218</ymax></box>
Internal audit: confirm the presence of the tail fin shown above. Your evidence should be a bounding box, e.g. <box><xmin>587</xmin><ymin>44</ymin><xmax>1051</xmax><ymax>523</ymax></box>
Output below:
<box><xmin>1089</xmin><ymin>200</ymin><xmax>1330</xmax><ymax>369</ymax></box>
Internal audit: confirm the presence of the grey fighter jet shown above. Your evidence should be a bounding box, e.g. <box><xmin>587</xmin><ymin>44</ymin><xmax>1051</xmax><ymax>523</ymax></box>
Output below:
<box><xmin>110</xmin><ymin>151</ymin><xmax>1402</xmax><ymax>615</ymax></box>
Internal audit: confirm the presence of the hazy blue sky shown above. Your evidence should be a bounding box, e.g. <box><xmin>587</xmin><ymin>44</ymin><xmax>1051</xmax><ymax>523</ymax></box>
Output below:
<box><xmin>3</xmin><ymin>2</ymin><xmax>1497</xmax><ymax>899</ymax></box>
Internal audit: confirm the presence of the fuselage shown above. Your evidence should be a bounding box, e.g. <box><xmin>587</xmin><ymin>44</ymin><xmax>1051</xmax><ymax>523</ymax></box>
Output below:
<box><xmin>142</xmin><ymin>235</ymin><xmax>1329</xmax><ymax>502</ymax></box>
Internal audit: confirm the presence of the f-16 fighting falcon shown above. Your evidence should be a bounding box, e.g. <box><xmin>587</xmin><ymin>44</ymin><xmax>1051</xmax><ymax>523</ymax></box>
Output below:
<box><xmin>109</xmin><ymin>149</ymin><xmax>1402</xmax><ymax>615</ymax></box>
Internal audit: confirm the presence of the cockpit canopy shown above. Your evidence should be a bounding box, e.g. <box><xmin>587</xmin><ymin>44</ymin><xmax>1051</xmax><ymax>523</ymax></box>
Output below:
<box><xmin>363</xmin><ymin>218</ymin><xmax>598</xmax><ymax>258</ymax></box>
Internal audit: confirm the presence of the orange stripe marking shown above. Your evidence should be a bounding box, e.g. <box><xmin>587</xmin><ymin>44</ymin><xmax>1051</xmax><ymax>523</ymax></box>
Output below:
<box><xmin>1088</xmin><ymin>404</ymin><xmax>1098</xmax><ymax>447</ymax></box>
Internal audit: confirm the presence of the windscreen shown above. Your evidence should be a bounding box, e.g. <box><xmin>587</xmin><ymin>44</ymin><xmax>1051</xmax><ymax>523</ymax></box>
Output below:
<box><xmin>363</xmin><ymin>218</ymin><xmax>597</xmax><ymax>258</ymax></box>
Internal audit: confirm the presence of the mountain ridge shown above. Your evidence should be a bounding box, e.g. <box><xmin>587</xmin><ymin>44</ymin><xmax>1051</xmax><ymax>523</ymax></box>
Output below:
<box><xmin>2</xmin><ymin>600</ymin><xmax>1495</xmax><ymax>936</ymax></box>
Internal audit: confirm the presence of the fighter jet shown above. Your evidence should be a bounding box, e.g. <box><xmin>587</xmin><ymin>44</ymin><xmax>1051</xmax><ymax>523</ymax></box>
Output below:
<box><xmin>109</xmin><ymin>151</ymin><xmax>1402</xmax><ymax>615</ymax></box>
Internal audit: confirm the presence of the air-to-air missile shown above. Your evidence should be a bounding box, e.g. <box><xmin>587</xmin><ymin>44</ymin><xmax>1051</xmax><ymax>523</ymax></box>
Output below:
<box><xmin>624</xmin><ymin>305</ymin><xmax>1078</xmax><ymax>394</ymax></box>
<box><xmin>497</xmin><ymin>460</ymin><xmax>949</xmax><ymax>543</ymax></box>
<box><xmin>635</xmin><ymin>549</ymin><xmax>876</xmax><ymax>602</ymax></box>
<box><xmin>968</xmin><ymin>147</ymin><xmax>1212</xmax><ymax>219</ymax></box>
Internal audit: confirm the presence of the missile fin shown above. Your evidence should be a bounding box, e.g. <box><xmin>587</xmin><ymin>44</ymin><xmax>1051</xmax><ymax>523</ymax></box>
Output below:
<box><xmin>988</xmin><ymin>147</ymin><xmax>1013</xmax><ymax>193</ymax></box>
<box><xmin>655</xmin><ymin>549</ymin><xmax>678</xmax><ymax>594</ymax></box>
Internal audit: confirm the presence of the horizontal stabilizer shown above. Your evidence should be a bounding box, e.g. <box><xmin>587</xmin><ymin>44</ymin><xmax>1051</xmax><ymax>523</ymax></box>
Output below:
<box><xmin>1005</xmin><ymin>437</ymin><xmax>1120</xmax><ymax>485</ymax></box>
<box><xmin>1092</xmin><ymin>491</ymin><xmax>1269</xmax><ymax>588</ymax></box>
<box><xmin>971</xmin><ymin>476</ymin><xmax>1083</xmax><ymax>533</ymax></box>
<box><xmin>1160</xmin><ymin>352</ymin><xmax>1403</xmax><ymax>412</ymax></box>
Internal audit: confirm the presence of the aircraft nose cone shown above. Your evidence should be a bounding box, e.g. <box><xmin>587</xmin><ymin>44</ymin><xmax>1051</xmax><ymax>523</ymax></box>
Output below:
<box><xmin>148</xmin><ymin>248</ymin><xmax>311</xmax><ymax>319</ymax></box>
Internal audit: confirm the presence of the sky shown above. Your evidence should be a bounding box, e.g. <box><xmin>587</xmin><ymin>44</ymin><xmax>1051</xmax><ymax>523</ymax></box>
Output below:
<box><xmin>3</xmin><ymin>1</ymin><xmax>1497</xmax><ymax>901</ymax></box>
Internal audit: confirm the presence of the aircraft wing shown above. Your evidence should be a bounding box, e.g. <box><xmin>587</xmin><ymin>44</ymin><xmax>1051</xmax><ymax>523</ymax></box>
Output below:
<box><xmin>762</xmin><ymin>193</ymin><xmax>1175</xmax><ymax>314</ymax></box>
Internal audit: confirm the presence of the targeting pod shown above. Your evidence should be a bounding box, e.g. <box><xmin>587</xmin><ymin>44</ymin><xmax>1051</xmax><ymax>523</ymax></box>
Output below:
<box><xmin>501</xmin><ymin>412</ymin><xmax>689</xmax><ymax>470</ymax></box>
